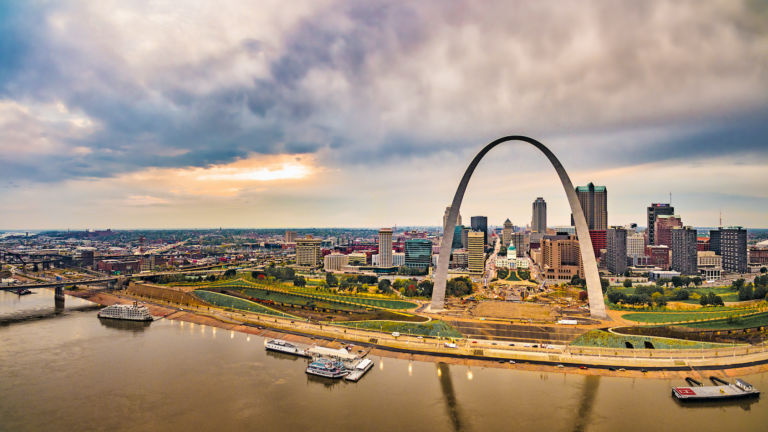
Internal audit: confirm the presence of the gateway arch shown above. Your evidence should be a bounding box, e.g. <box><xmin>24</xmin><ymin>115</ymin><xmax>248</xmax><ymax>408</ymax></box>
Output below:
<box><xmin>430</xmin><ymin>135</ymin><xmax>607</xmax><ymax>319</ymax></box>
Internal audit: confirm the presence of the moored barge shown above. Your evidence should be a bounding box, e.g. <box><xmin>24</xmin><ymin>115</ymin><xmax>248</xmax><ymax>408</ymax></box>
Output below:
<box><xmin>672</xmin><ymin>377</ymin><xmax>760</xmax><ymax>402</ymax></box>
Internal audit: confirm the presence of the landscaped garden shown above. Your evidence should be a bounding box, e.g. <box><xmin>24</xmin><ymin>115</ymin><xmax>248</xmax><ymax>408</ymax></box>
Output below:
<box><xmin>337</xmin><ymin>319</ymin><xmax>463</xmax><ymax>338</ymax></box>
<box><xmin>570</xmin><ymin>329</ymin><xmax>728</xmax><ymax>349</ymax></box>
<box><xmin>194</xmin><ymin>290</ymin><xmax>297</xmax><ymax>318</ymax></box>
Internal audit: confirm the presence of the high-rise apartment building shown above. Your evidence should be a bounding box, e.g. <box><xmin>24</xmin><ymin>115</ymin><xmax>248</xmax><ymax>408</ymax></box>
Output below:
<box><xmin>443</xmin><ymin>206</ymin><xmax>462</xmax><ymax>232</ymax></box>
<box><xmin>606</xmin><ymin>227</ymin><xmax>627</xmax><ymax>275</ymax></box>
<box><xmin>285</xmin><ymin>230</ymin><xmax>297</xmax><ymax>243</ymax></box>
<box><xmin>502</xmin><ymin>219</ymin><xmax>514</xmax><ymax>247</ymax></box>
<box><xmin>296</xmin><ymin>237</ymin><xmax>322</xmax><ymax>267</ymax></box>
<box><xmin>531</xmin><ymin>197</ymin><xmax>547</xmax><ymax>233</ymax></box>
<box><xmin>467</xmin><ymin>231</ymin><xmax>486</xmax><ymax>275</ymax></box>
<box><xmin>404</xmin><ymin>239</ymin><xmax>432</xmax><ymax>271</ymax></box>
<box><xmin>626</xmin><ymin>232</ymin><xmax>645</xmax><ymax>261</ymax></box>
<box><xmin>654</xmin><ymin>215</ymin><xmax>683</xmax><ymax>246</ymax></box>
<box><xmin>470</xmin><ymin>216</ymin><xmax>488</xmax><ymax>246</ymax></box>
<box><xmin>572</xmin><ymin>183</ymin><xmax>607</xmax><ymax>230</ymax></box>
<box><xmin>670</xmin><ymin>226</ymin><xmax>698</xmax><ymax>275</ymax></box>
<box><xmin>720</xmin><ymin>227</ymin><xmax>747</xmax><ymax>273</ymax></box>
<box><xmin>540</xmin><ymin>234</ymin><xmax>583</xmax><ymax>280</ymax></box>
<box><xmin>378</xmin><ymin>228</ymin><xmax>393</xmax><ymax>267</ymax></box>
<box><xmin>646</xmin><ymin>203</ymin><xmax>675</xmax><ymax>245</ymax></box>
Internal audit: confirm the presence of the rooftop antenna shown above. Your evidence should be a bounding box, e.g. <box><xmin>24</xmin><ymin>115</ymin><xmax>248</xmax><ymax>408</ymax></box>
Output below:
<box><xmin>669</xmin><ymin>192</ymin><xmax>672</xmax><ymax>205</ymax></box>
<box><xmin>719</xmin><ymin>210</ymin><xmax>722</xmax><ymax>228</ymax></box>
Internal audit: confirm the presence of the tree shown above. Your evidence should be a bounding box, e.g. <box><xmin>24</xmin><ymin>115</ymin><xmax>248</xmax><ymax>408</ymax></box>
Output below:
<box><xmin>206</xmin><ymin>274</ymin><xmax>216</xmax><ymax>282</ymax></box>
<box><xmin>417</xmin><ymin>279</ymin><xmax>434</xmax><ymax>297</ymax></box>
<box><xmin>623</xmin><ymin>279</ymin><xmax>633</xmax><ymax>288</ymax></box>
<box><xmin>570</xmin><ymin>275</ymin><xmax>585</xmax><ymax>287</ymax></box>
<box><xmin>623</xmin><ymin>269</ymin><xmax>631</xmax><ymax>277</ymax></box>
<box><xmin>761</xmin><ymin>267</ymin><xmax>767</xmax><ymax>274</ymax></box>
<box><xmin>671</xmin><ymin>289</ymin><xmax>690</xmax><ymax>301</ymax></box>
<box><xmin>732</xmin><ymin>278</ymin><xmax>746</xmax><ymax>291</ymax></box>
<box><xmin>671</xmin><ymin>276</ymin><xmax>684</xmax><ymax>288</ymax></box>
<box><xmin>691</xmin><ymin>276</ymin><xmax>702</xmax><ymax>286</ymax></box>
<box><xmin>607</xmin><ymin>289</ymin><xmax>627</xmax><ymax>304</ymax></box>
<box><xmin>497</xmin><ymin>268</ymin><xmax>509</xmax><ymax>280</ymax></box>
<box><xmin>738</xmin><ymin>284</ymin><xmax>755</xmax><ymax>301</ymax></box>
<box><xmin>223</xmin><ymin>269</ymin><xmax>237</xmax><ymax>278</ymax></box>
<box><xmin>377</xmin><ymin>279</ymin><xmax>392</xmax><ymax>294</ymax></box>
<box><xmin>325</xmin><ymin>272</ymin><xmax>338</xmax><ymax>287</ymax></box>
<box><xmin>600</xmin><ymin>278</ymin><xmax>610</xmax><ymax>293</ymax></box>
<box><xmin>293</xmin><ymin>276</ymin><xmax>306</xmax><ymax>287</ymax></box>
<box><xmin>651</xmin><ymin>292</ymin><xmax>667</xmax><ymax>307</ymax></box>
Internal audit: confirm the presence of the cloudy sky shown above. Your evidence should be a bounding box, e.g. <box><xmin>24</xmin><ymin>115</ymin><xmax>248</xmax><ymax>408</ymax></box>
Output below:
<box><xmin>1</xmin><ymin>0</ymin><xmax>767</xmax><ymax>230</ymax></box>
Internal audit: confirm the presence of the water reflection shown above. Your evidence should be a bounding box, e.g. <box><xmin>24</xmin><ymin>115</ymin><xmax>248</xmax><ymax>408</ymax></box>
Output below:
<box><xmin>265</xmin><ymin>350</ymin><xmax>303</xmax><ymax>362</ymax></box>
<box><xmin>572</xmin><ymin>375</ymin><xmax>600</xmax><ymax>432</ymax></box>
<box><xmin>674</xmin><ymin>397</ymin><xmax>759</xmax><ymax>411</ymax></box>
<box><xmin>98</xmin><ymin>318</ymin><xmax>152</xmax><ymax>332</ymax></box>
<box><xmin>436</xmin><ymin>362</ymin><xmax>466</xmax><ymax>432</ymax></box>
<box><xmin>306</xmin><ymin>373</ymin><xmax>343</xmax><ymax>389</ymax></box>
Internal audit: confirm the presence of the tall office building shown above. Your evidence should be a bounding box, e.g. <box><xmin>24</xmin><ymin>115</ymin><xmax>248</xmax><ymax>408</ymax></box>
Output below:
<box><xmin>511</xmin><ymin>232</ymin><xmax>529</xmax><ymax>257</ymax></box>
<box><xmin>720</xmin><ymin>227</ymin><xmax>747</xmax><ymax>273</ymax></box>
<box><xmin>654</xmin><ymin>215</ymin><xmax>683</xmax><ymax>247</ymax></box>
<box><xmin>470</xmin><ymin>216</ymin><xmax>488</xmax><ymax>246</ymax></box>
<box><xmin>452</xmin><ymin>225</ymin><xmax>464</xmax><ymax>249</ymax></box>
<box><xmin>296</xmin><ymin>237</ymin><xmax>322</xmax><ymax>267</ymax></box>
<box><xmin>285</xmin><ymin>230</ymin><xmax>297</xmax><ymax>243</ymax></box>
<box><xmin>709</xmin><ymin>229</ymin><xmax>722</xmax><ymax>255</ymax></box>
<box><xmin>404</xmin><ymin>239</ymin><xmax>432</xmax><ymax>271</ymax></box>
<box><xmin>606</xmin><ymin>227</ymin><xmax>627</xmax><ymax>275</ymax></box>
<box><xmin>467</xmin><ymin>231</ymin><xmax>486</xmax><ymax>275</ymax></box>
<box><xmin>626</xmin><ymin>232</ymin><xmax>645</xmax><ymax>266</ymax></box>
<box><xmin>646</xmin><ymin>203</ymin><xmax>675</xmax><ymax>245</ymax></box>
<box><xmin>443</xmin><ymin>206</ymin><xmax>462</xmax><ymax>232</ymax></box>
<box><xmin>502</xmin><ymin>219</ymin><xmax>514</xmax><ymax>247</ymax></box>
<box><xmin>378</xmin><ymin>228</ymin><xmax>393</xmax><ymax>267</ymax></box>
<box><xmin>670</xmin><ymin>226</ymin><xmax>698</xmax><ymax>275</ymax></box>
<box><xmin>531</xmin><ymin>197</ymin><xmax>547</xmax><ymax>233</ymax></box>
<box><xmin>572</xmin><ymin>183</ymin><xmax>608</xmax><ymax>230</ymax></box>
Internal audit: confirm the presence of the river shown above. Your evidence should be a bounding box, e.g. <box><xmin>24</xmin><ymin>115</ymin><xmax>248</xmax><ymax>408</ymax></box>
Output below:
<box><xmin>1</xmin><ymin>290</ymin><xmax>766</xmax><ymax>431</ymax></box>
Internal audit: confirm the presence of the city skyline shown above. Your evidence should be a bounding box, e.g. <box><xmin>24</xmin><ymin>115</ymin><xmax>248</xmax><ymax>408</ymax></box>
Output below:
<box><xmin>1</xmin><ymin>1</ymin><xmax>767</xmax><ymax>229</ymax></box>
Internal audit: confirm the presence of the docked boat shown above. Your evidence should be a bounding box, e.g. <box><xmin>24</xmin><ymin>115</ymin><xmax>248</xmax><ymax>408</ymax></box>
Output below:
<box><xmin>265</xmin><ymin>339</ymin><xmax>308</xmax><ymax>357</ymax></box>
<box><xmin>345</xmin><ymin>358</ymin><xmax>374</xmax><ymax>382</ymax></box>
<box><xmin>672</xmin><ymin>377</ymin><xmax>760</xmax><ymax>402</ymax></box>
<box><xmin>97</xmin><ymin>302</ymin><xmax>153</xmax><ymax>322</ymax></box>
<box><xmin>306</xmin><ymin>358</ymin><xmax>349</xmax><ymax>379</ymax></box>
<box><xmin>14</xmin><ymin>288</ymin><xmax>32</xmax><ymax>295</ymax></box>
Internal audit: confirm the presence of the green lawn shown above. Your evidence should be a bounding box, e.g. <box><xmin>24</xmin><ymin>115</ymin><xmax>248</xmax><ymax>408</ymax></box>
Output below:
<box><xmin>681</xmin><ymin>312</ymin><xmax>768</xmax><ymax>330</ymax></box>
<box><xmin>571</xmin><ymin>330</ymin><xmax>726</xmax><ymax>349</ymax></box>
<box><xmin>622</xmin><ymin>309</ymin><xmax>761</xmax><ymax>324</ymax></box>
<box><xmin>506</xmin><ymin>271</ymin><xmax>521</xmax><ymax>281</ymax></box>
<box><xmin>193</xmin><ymin>290</ymin><xmax>297</xmax><ymax>318</ymax></box>
<box><xmin>337</xmin><ymin>319</ymin><xmax>463</xmax><ymax>338</ymax></box>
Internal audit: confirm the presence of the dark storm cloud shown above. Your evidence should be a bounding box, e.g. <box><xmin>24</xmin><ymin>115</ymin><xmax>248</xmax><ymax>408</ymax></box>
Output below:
<box><xmin>0</xmin><ymin>0</ymin><xmax>767</xmax><ymax>184</ymax></box>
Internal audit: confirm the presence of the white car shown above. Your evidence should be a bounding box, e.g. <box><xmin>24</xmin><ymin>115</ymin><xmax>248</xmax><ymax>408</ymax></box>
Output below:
<box><xmin>391</xmin><ymin>332</ymin><xmax>401</xmax><ymax>337</ymax></box>
<box><xmin>444</xmin><ymin>342</ymin><xmax>458</xmax><ymax>348</ymax></box>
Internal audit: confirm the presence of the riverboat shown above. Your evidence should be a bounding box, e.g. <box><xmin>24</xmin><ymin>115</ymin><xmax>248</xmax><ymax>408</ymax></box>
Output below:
<box><xmin>306</xmin><ymin>358</ymin><xmax>349</xmax><ymax>379</ymax></box>
<box><xmin>265</xmin><ymin>339</ymin><xmax>309</xmax><ymax>357</ymax></box>
<box><xmin>672</xmin><ymin>377</ymin><xmax>760</xmax><ymax>402</ymax></box>
<box><xmin>97</xmin><ymin>302</ymin><xmax>153</xmax><ymax>322</ymax></box>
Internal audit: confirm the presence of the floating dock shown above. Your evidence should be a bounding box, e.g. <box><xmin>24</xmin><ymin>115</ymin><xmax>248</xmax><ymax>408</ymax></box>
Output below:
<box><xmin>672</xmin><ymin>377</ymin><xmax>760</xmax><ymax>401</ymax></box>
<box><xmin>345</xmin><ymin>358</ymin><xmax>374</xmax><ymax>382</ymax></box>
<box><xmin>265</xmin><ymin>339</ymin><xmax>311</xmax><ymax>358</ymax></box>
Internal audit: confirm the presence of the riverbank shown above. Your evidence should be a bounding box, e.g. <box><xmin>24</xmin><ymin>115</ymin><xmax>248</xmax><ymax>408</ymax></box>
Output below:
<box><xmin>75</xmin><ymin>290</ymin><xmax>768</xmax><ymax>379</ymax></box>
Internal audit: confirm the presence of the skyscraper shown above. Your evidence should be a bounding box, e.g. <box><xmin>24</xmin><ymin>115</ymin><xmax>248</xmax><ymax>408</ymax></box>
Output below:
<box><xmin>467</xmin><ymin>231</ymin><xmax>485</xmax><ymax>275</ymax></box>
<box><xmin>378</xmin><ymin>228</ymin><xmax>393</xmax><ymax>267</ymax></box>
<box><xmin>646</xmin><ymin>203</ymin><xmax>675</xmax><ymax>245</ymax></box>
<box><xmin>531</xmin><ymin>197</ymin><xmax>547</xmax><ymax>233</ymax></box>
<box><xmin>470</xmin><ymin>216</ymin><xmax>488</xmax><ymax>246</ymax></box>
<box><xmin>626</xmin><ymin>232</ymin><xmax>645</xmax><ymax>266</ymax></box>
<box><xmin>572</xmin><ymin>183</ymin><xmax>607</xmax><ymax>230</ymax></box>
<box><xmin>670</xmin><ymin>226</ymin><xmax>698</xmax><ymax>275</ymax></box>
<box><xmin>709</xmin><ymin>228</ymin><xmax>722</xmax><ymax>255</ymax></box>
<box><xmin>654</xmin><ymin>215</ymin><xmax>683</xmax><ymax>246</ymax></box>
<box><xmin>606</xmin><ymin>226</ymin><xmax>627</xmax><ymax>275</ymax></box>
<box><xmin>285</xmin><ymin>230</ymin><xmax>297</xmax><ymax>243</ymax></box>
<box><xmin>511</xmin><ymin>232</ymin><xmax>528</xmax><ymax>257</ymax></box>
<box><xmin>452</xmin><ymin>225</ymin><xmax>464</xmax><ymax>249</ymax></box>
<box><xmin>404</xmin><ymin>239</ymin><xmax>432</xmax><ymax>271</ymax></box>
<box><xmin>721</xmin><ymin>226</ymin><xmax>747</xmax><ymax>273</ymax></box>
<box><xmin>443</xmin><ymin>206</ymin><xmax>462</xmax><ymax>232</ymax></box>
<box><xmin>502</xmin><ymin>219</ymin><xmax>514</xmax><ymax>247</ymax></box>
<box><xmin>540</xmin><ymin>233</ymin><xmax>583</xmax><ymax>280</ymax></box>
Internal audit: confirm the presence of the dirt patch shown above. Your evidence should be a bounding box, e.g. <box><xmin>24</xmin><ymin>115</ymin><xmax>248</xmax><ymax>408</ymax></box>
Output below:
<box><xmin>472</xmin><ymin>301</ymin><xmax>557</xmax><ymax>321</ymax></box>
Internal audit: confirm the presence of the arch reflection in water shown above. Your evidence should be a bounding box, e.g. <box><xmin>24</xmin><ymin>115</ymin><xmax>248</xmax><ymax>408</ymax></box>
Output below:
<box><xmin>436</xmin><ymin>362</ymin><xmax>466</xmax><ymax>432</ymax></box>
<box><xmin>98</xmin><ymin>317</ymin><xmax>152</xmax><ymax>332</ymax></box>
<box><xmin>572</xmin><ymin>375</ymin><xmax>600</xmax><ymax>432</ymax></box>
